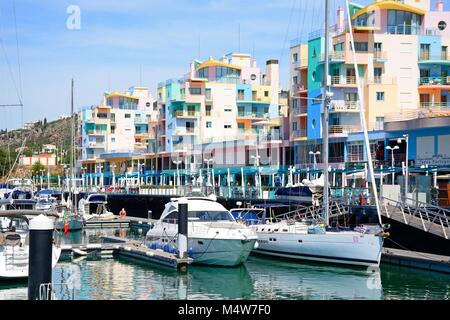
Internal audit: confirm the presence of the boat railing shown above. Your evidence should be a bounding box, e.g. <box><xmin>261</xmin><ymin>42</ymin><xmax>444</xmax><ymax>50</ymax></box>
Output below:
<box><xmin>39</xmin><ymin>282</ymin><xmax>75</xmax><ymax>300</ymax></box>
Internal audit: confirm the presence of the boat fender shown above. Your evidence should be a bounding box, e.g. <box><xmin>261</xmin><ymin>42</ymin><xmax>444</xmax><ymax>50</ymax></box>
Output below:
<box><xmin>188</xmin><ymin>247</ymin><xmax>193</xmax><ymax>258</ymax></box>
<box><xmin>253</xmin><ymin>241</ymin><xmax>259</xmax><ymax>250</ymax></box>
<box><xmin>119</xmin><ymin>208</ymin><xmax>127</xmax><ymax>218</ymax></box>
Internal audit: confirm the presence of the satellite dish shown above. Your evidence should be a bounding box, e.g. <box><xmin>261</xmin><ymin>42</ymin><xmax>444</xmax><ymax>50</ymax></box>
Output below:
<box><xmin>251</xmin><ymin>74</ymin><xmax>256</xmax><ymax>81</ymax></box>
<box><xmin>438</xmin><ymin>21</ymin><xmax>447</xmax><ymax>31</ymax></box>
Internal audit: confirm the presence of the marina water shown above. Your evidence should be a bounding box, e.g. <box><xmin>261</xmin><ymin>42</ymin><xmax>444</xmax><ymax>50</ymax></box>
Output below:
<box><xmin>0</xmin><ymin>227</ymin><xmax>449</xmax><ymax>300</ymax></box>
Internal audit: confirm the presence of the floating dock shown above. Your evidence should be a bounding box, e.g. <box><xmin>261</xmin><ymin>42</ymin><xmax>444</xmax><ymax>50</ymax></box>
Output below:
<box><xmin>60</xmin><ymin>236</ymin><xmax>191</xmax><ymax>271</ymax></box>
<box><xmin>382</xmin><ymin>248</ymin><xmax>450</xmax><ymax>274</ymax></box>
<box><xmin>84</xmin><ymin>216</ymin><xmax>155</xmax><ymax>231</ymax></box>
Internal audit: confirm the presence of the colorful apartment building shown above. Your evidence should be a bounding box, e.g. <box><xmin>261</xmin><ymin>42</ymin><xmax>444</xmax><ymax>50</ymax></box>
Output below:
<box><xmin>150</xmin><ymin>53</ymin><xmax>289</xmax><ymax>171</ymax></box>
<box><xmin>290</xmin><ymin>0</ymin><xmax>450</xmax><ymax>167</ymax></box>
<box><xmin>79</xmin><ymin>86</ymin><xmax>155</xmax><ymax>174</ymax></box>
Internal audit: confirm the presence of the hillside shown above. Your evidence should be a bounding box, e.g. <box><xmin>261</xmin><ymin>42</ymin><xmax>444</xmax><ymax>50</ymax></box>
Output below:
<box><xmin>0</xmin><ymin>115</ymin><xmax>77</xmax><ymax>179</ymax></box>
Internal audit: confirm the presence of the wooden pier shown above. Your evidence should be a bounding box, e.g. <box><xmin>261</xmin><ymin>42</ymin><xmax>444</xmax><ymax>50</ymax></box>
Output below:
<box><xmin>60</xmin><ymin>236</ymin><xmax>191</xmax><ymax>271</ymax></box>
<box><xmin>382</xmin><ymin>248</ymin><xmax>450</xmax><ymax>274</ymax></box>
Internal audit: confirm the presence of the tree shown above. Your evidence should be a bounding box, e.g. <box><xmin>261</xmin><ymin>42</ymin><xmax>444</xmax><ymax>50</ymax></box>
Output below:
<box><xmin>31</xmin><ymin>161</ymin><xmax>45</xmax><ymax>177</ymax></box>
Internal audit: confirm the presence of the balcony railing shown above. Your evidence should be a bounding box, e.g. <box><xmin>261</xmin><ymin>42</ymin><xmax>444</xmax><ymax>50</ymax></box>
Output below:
<box><xmin>292</xmin><ymin>105</ymin><xmax>308</xmax><ymax>115</ymax></box>
<box><xmin>373</xmin><ymin>51</ymin><xmax>388</xmax><ymax>61</ymax></box>
<box><xmin>173</xmin><ymin>110</ymin><xmax>199</xmax><ymax>117</ymax></box>
<box><xmin>291</xmin><ymin>129</ymin><xmax>307</xmax><ymax>139</ymax></box>
<box><xmin>134</xmin><ymin>117</ymin><xmax>147</xmax><ymax>123</ymax></box>
<box><xmin>387</xmin><ymin>25</ymin><xmax>420</xmax><ymax>35</ymax></box>
<box><xmin>419</xmin><ymin>77</ymin><xmax>450</xmax><ymax>86</ymax></box>
<box><xmin>319</xmin><ymin>51</ymin><xmax>345</xmax><ymax>62</ymax></box>
<box><xmin>87</xmin><ymin>142</ymin><xmax>105</xmax><ymax>148</ymax></box>
<box><xmin>419</xmin><ymin>52</ymin><xmax>450</xmax><ymax>61</ymax></box>
<box><xmin>331</xmin><ymin>76</ymin><xmax>356</xmax><ymax>86</ymax></box>
<box><xmin>237</xmin><ymin>112</ymin><xmax>269</xmax><ymax>119</ymax></box>
<box><xmin>174</xmin><ymin>127</ymin><xmax>198</xmax><ymax>135</ymax></box>
<box><xmin>86</xmin><ymin>130</ymin><xmax>106</xmax><ymax>135</ymax></box>
<box><xmin>329</xmin><ymin>101</ymin><xmax>359</xmax><ymax>112</ymax></box>
<box><xmin>420</xmin><ymin>102</ymin><xmax>450</xmax><ymax>110</ymax></box>
<box><xmin>328</xmin><ymin>125</ymin><xmax>359</xmax><ymax>135</ymax></box>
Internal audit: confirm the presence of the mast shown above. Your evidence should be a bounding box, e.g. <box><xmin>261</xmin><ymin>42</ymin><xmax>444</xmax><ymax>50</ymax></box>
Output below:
<box><xmin>322</xmin><ymin>0</ymin><xmax>330</xmax><ymax>225</ymax></box>
<box><xmin>70</xmin><ymin>78</ymin><xmax>75</xmax><ymax>212</ymax></box>
<box><xmin>345</xmin><ymin>0</ymin><xmax>382</xmax><ymax>224</ymax></box>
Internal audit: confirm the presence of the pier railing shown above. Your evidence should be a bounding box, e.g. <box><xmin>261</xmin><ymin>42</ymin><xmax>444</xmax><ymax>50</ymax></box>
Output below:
<box><xmin>380</xmin><ymin>195</ymin><xmax>450</xmax><ymax>239</ymax></box>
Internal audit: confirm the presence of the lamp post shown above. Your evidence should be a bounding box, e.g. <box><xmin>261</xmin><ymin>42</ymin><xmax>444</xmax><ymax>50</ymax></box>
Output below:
<box><xmin>111</xmin><ymin>164</ymin><xmax>116</xmax><ymax>188</ymax></box>
<box><xmin>204</xmin><ymin>158</ymin><xmax>213</xmax><ymax>187</ymax></box>
<box><xmin>251</xmin><ymin>154</ymin><xmax>261</xmax><ymax>198</ymax></box>
<box><xmin>397</xmin><ymin>134</ymin><xmax>409</xmax><ymax>199</ymax></box>
<box><xmin>309</xmin><ymin>151</ymin><xmax>320</xmax><ymax>178</ymax></box>
<box><xmin>386</xmin><ymin>145</ymin><xmax>399</xmax><ymax>185</ymax></box>
<box><xmin>173</xmin><ymin>159</ymin><xmax>182</xmax><ymax>187</ymax></box>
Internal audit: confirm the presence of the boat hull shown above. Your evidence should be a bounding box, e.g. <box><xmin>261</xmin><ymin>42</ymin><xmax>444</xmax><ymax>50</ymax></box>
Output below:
<box><xmin>55</xmin><ymin>217</ymin><xmax>84</xmax><ymax>231</ymax></box>
<box><xmin>0</xmin><ymin>246</ymin><xmax>61</xmax><ymax>279</ymax></box>
<box><xmin>187</xmin><ymin>237</ymin><xmax>256</xmax><ymax>266</ymax></box>
<box><xmin>254</xmin><ymin>229</ymin><xmax>383</xmax><ymax>267</ymax></box>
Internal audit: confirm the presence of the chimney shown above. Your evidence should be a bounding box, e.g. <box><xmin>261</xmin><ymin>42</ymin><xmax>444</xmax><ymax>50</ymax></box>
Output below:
<box><xmin>337</xmin><ymin>6</ymin><xmax>344</xmax><ymax>30</ymax></box>
<box><xmin>436</xmin><ymin>0</ymin><xmax>443</xmax><ymax>11</ymax></box>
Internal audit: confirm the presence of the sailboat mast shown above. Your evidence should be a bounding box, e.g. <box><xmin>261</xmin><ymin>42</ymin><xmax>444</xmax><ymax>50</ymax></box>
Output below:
<box><xmin>345</xmin><ymin>0</ymin><xmax>382</xmax><ymax>224</ymax></box>
<box><xmin>322</xmin><ymin>0</ymin><xmax>330</xmax><ymax>225</ymax></box>
<box><xmin>70</xmin><ymin>78</ymin><xmax>75</xmax><ymax>209</ymax></box>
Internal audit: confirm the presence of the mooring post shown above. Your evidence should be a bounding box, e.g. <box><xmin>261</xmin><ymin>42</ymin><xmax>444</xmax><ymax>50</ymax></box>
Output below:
<box><xmin>178</xmin><ymin>198</ymin><xmax>188</xmax><ymax>259</ymax></box>
<box><xmin>147</xmin><ymin>210</ymin><xmax>152</xmax><ymax>220</ymax></box>
<box><xmin>28</xmin><ymin>214</ymin><xmax>54</xmax><ymax>300</ymax></box>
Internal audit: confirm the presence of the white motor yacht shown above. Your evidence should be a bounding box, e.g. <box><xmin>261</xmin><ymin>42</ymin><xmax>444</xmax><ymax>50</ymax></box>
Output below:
<box><xmin>145</xmin><ymin>196</ymin><xmax>257</xmax><ymax>267</ymax></box>
<box><xmin>0</xmin><ymin>214</ymin><xmax>61</xmax><ymax>279</ymax></box>
<box><xmin>78</xmin><ymin>194</ymin><xmax>114</xmax><ymax>221</ymax></box>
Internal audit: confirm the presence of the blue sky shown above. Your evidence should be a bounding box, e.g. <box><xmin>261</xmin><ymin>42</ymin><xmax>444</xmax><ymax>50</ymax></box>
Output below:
<box><xmin>0</xmin><ymin>0</ymin><xmax>376</xmax><ymax>130</ymax></box>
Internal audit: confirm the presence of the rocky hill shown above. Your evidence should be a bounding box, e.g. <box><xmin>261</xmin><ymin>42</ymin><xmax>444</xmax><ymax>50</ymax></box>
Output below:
<box><xmin>0</xmin><ymin>115</ymin><xmax>77</xmax><ymax>179</ymax></box>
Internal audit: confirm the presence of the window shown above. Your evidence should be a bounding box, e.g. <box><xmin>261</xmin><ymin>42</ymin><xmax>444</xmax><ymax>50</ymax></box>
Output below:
<box><xmin>374</xmin><ymin>42</ymin><xmax>382</xmax><ymax>52</ymax></box>
<box><xmin>312</xmin><ymin>71</ymin><xmax>316</xmax><ymax>81</ymax></box>
<box><xmin>224</xmin><ymin>108</ymin><xmax>232</xmax><ymax>112</ymax></box>
<box><xmin>293</xmin><ymin>76</ymin><xmax>298</xmax><ymax>84</ymax></box>
<box><xmin>352</xmin><ymin>41</ymin><xmax>368</xmax><ymax>52</ymax></box>
<box><xmin>293</xmin><ymin>53</ymin><xmax>298</xmax><ymax>63</ymax></box>
<box><xmin>264</xmin><ymin>91</ymin><xmax>269</xmax><ymax>97</ymax></box>
<box><xmin>375</xmin><ymin>117</ymin><xmax>384</xmax><ymax>130</ymax></box>
<box><xmin>189</xmin><ymin>87</ymin><xmax>201</xmax><ymax>95</ymax></box>
<box><xmin>198</xmin><ymin>67</ymin><xmax>209</xmax><ymax>79</ymax></box>
<box><xmin>345</xmin><ymin>92</ymin><xmax>357</xmax><ymax>102</ymax></box>
<box><xmin>97</xmin><ymin>113</ymin><xmax>108</xmax><ymax>118</ymax></box>
<box><xmin>206</xmin><ymin>121</ymin><xmax>212</xmax><ymax>128</ymax></box>
<box><xmin>292</xmin><ymin>122</ymin><xmax>298</xmax><ymax>131</ymax></box>
<box><xmin>252</xmin><ymin>91</ymin><xmax>257</xmax><ymax>100</ymax></box>
<box><xmin>376</xmin><ymin>92</ymin><xmax>385</xmax><ymax>101</ymax></box>
<box><xmin>374</xmin><ymin>67</ymin><xmax>382</xmax><ymax>83</ymax></box>
<box><xmin>125</xmin><ymin>114</ymin><xmax>131</xmax><ymax>118</ymax></box>
<box><xmin>420</xmin><ymin>44</ymin><xmax>430</xmax><ymax>60</ymax></box>
<box><xmin>205</xmin><ymin>88</ymin><xmax>212</xmax><ymax>100</ymax></box>
<box><xmin>312</xmin><ymin>48</ymin><xmax>317</xmax><ymax>58</ymax></box>
<box><xmin>224</xmin><ymin>125</ymin><xmax>232</xmax><ymax>129</ymax></box>
<box><xmin>237</xmin><ymin>89</ymin><xmax>245</xmax><ymax>100</ymax></box>
<box><xmin>111</xmin><ymin>125</ymin><xmax>116</xmax><ymax>134</ymax></box>
<box><xmin>238</xmin><ymin>123</ymin><xmax>245</xmax><ymax>130</ymax></box>
<box><xmin>205</xmin><ymin>105</ymin><xmax>212</xmax><ymax>116</ymax></box>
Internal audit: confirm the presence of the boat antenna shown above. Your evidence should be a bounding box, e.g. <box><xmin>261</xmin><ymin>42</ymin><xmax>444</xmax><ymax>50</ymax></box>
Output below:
<box><xmin>345</xmin><ymin>0</ymin><xmax>382</xmax><ymax>224</ymax></box>
<box><xmin>322</xmin><ymin>0</ymin><xmax>330</xmax><ymax>226</ymax></box>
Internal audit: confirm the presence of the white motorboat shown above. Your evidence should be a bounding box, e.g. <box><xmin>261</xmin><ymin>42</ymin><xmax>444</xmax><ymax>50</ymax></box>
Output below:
<box><xmin>0</xmin><ymin>213</ymin><xmax>61</xmax><ymax>279</ymax></box>
<box><xmin>78</xmin><ymin>193</ymin><xmax>114</xmax><ymax>221</ymax></box>
<box><xmin>145</xmin><ymin>196</ymin><xmax>257</xmax><ymax>267</ymax></box>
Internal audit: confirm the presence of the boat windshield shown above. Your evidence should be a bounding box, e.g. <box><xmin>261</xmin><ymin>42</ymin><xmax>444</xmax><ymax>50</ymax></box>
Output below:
<box><xmin>162</xmin><ymin>210</ymin><xmax>234</xmax><ymax>223</ymax></box>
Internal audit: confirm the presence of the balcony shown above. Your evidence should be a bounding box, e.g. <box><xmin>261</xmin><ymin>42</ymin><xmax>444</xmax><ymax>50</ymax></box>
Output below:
<box><xmin>291</xmin><ymin>129</ymin><xmax>307</xmax><ymax>140</ymax></box>
<box><xmin>237</xmin><ymin>112</ymin><xmax>269</xmax><ymax>119</ymax></box>
<box><xmin>328</xmin><ymin>125</ymin><xmax>359</xmax><ymax>136</ymax></box>
<box><xmin>419</xmin><ymin>77</ymin><xmax>450</xmax><ymax>86</ymax></box>
<box><xmin>293</xmin><ymin>84</ymin><xmax>307</xmax><ymax>93</ymax></box>
<box><xmin>373</xmin><ymin>51</ymin><xmax>388</xmax><ymax>62</ymax></box>
<box><xmin>292</xmin><ymin>105</ymin><xmax>308</xmax><ymax>116</ymax></box>
<box><xmin>331</xmin><ymin>76</ymin><xmax>357</xmax><ymax>86</ymax></box>
<box><xmin>319</xmin><ymin>51</ymin><xmax>345</xmax><ymax>63</ymax></box>
<box><xmin>419</xmin><ymin>52</ymin><xmax>450</xmax><ymax>63</ymax></box>
<box><xmin>329</xmin><ymin>101</ymin><xmax>359</xmax><ymax>113</ymax></box>
<box><xmin>173</xmin><ymin>110</ymin><xmax>200</xmax><ymax>118</ymax></box>
<box><xmin>87</xmin><ymin>141</ymin><xmax>105</xmax><ymax>149</ymax></box>
<box><xmin>86</xmin><ymin>130</ymin><xmax>106</xmax><ymax>136</ymax></box>
<box><xmin>134</xmin><ymin>117</ymin><xmax>148</xmax><ymax>124</ymax></box>
<box><xmin>420</xmin><ymin>102</ymin><xmax>450</xmax><ymax>110</ymax></box>
<box><xmin>174</xmin><ymin>127</ymin><xmax>198</xmax><ymax>136</ymax></box>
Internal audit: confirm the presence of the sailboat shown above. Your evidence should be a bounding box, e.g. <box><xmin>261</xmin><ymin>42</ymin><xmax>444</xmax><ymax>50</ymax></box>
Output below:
<box><xmin>55</xmin><ymin>79</ymin><xmax>84</xmax><ymax>232</ymax></box>
<box><xmin>250</xmin><ymin>0</ymin><xmax>388</xmax><ymax>267</ymax></box>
